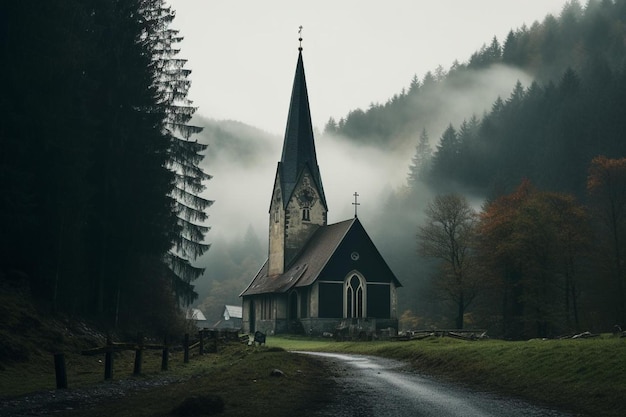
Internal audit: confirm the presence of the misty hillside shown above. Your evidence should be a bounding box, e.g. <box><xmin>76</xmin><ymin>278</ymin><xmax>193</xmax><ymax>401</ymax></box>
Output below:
<box><xmin>189</xmin><ymin>118</ymin><xmax>276</xmax><ymax>322</ymax></box>
<box><xmin>200</xmin><ymin>118</ymin><xmax>280</xmax><ymax>166</ymax></box>
<box><xmin>195</xmin><ymin>116</ymin><xmax>280</xmax><ymax>238</ymax></box>
<box><xmin>326</xmin><ymin>0</ymin><xmax>626</xmax><ymax>198</ymax></box>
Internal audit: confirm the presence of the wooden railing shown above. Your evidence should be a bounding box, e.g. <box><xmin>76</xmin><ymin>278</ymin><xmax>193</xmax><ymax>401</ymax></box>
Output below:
<box><xmin>53</xmin><ymin>328</ymin><xmax>242</xmax><ymax>389</ymax></box>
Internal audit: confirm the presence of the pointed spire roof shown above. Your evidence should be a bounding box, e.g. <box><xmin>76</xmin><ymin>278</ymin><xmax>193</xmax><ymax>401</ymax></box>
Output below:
<box><xmin>278</xmin><ymin>50</ymin><xmax>327</xmax><ymax>209</ymax></box>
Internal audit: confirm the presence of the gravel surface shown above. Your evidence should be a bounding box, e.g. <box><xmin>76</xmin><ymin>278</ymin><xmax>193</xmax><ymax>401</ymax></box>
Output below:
<box><xmin>0</xmin><ymin>376</ymin><xmax>180</xmax><ymax>417</ymax></box>
<box><xmin>297</xmin><ymin>352</ymin><xmax>576</xmax><ymax>417</ymax></box>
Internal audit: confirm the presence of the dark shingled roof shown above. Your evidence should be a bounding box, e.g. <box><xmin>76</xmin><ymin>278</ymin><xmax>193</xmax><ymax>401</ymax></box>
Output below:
<box><xmin>240</xmin><ymin>218</ymin><xmax>355</xmax><ymax>296</ymax></box>
<box><xmin>279</xmin><ymin>50</ymin><xmax>327</xmax><ymax>209</ymax></box>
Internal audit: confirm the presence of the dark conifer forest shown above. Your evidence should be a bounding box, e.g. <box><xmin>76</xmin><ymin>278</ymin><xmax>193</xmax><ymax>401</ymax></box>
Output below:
<box><xmin>0</xmin><ymin>1</ymin><xmax>210</xmax><ymax>333</ymax></box>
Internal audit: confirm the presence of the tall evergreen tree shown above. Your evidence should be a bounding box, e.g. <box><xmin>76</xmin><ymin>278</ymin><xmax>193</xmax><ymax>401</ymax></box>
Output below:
<box><xmin>407</xmin><ymin>128</ymin><xmax>432</xmax><ymax>189</ymax></box>
<box><xmin>142</xmin><ymin>0</ymin><xmax>212</xmax><ymax>307</ymax></box>
<box><xmin>431</xmin><ymin>125</ymin><xmax>459</xmax><ymax>182</ymax></box>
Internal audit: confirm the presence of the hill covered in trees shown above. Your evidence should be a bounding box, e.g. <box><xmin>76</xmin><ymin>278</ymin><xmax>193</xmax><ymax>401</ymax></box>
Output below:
<box><xmin>329</xmin><ymin>0</ymin><xmax>626</xmax><ymax>199</ymax></box>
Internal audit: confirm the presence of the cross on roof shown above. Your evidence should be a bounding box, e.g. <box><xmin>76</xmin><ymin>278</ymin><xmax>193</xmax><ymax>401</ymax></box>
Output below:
<box><xmin>352</xmin><ymin>192</ymin><xmax>360</xmax><ymax>218</ymax></box>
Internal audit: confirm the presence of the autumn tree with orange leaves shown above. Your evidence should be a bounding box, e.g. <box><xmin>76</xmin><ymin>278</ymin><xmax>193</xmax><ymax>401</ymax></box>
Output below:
<box><xmin>477</xmin><ymin>180</ymin><xmax>590</xmax><ymax>339</ymax></box>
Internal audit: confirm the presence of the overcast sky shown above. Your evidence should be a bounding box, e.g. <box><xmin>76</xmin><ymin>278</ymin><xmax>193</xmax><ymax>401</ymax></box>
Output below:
<box><xmin>167</xmin><ymin>0</ymin><xmax>570</xmax><ymax>135</ymax></box>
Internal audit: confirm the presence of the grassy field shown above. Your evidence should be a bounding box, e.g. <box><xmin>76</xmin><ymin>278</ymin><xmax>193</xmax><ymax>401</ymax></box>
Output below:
<box><xmin>267</xmin><ymin>334</ymin><xmax>626</xmax><ymax>417</ymax></box>
<box><xmin>0</xmin><ymin>342</ymin><xmax>333</xmax><ymax>417</ymax></box>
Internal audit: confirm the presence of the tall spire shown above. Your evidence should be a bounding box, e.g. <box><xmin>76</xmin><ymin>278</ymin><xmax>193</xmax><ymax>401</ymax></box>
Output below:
<box><xmin>278</xmin><ymin>33</ymin><xmax>327</xmax><ymax>209</ymax></box>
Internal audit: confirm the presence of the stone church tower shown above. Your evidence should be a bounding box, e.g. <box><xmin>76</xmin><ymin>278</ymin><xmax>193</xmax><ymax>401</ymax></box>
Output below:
<box><xmin>268</xmin><ymin>47</ymin><xmax>328</xmax><ymax>276</ymax></box>
<box><xmin>241</xmin><ymin>40</ymin><xmax>400</xmax><ymax>336</ymax></box>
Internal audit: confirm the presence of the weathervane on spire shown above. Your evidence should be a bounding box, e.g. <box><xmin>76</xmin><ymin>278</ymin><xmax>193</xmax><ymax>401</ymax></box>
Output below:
<box><xmin>353</xmin><ymin>192</ymin><xmax>360</xmax><ymax>218</ymax></box>
<box><xmin>298</xmin><ymin>25</ymin><xmax>303</xmax><ymax>51</ymax></box>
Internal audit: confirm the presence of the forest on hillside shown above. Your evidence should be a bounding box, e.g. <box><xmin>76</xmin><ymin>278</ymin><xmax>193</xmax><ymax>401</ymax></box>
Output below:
<box><xmin>321</xmin><ymin>0</ymin><xmax>626</xmax><ymax>338</ymax></box>
<box><xmin>0</xmin><ymin>1</ymin><xmax>210</xmax><ymax>334</ymax></box>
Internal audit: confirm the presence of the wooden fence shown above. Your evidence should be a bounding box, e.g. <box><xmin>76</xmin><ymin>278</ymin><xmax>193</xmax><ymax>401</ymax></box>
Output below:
<box><xmin>393</xmin><ymin>329</ymin><xmax>488</xmax><ymax>341</ymax></box>
<box><xmin>53</xmin><ymin>328</ymin><xmax>242</xmax><ymax>389</ymax></box>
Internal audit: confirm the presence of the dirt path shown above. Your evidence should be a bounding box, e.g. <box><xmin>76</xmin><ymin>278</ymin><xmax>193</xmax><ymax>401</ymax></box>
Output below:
<box><xmin>297</xmin><ymin>352</ymin><xmax>575</xmax><ymax>417</ymax></box>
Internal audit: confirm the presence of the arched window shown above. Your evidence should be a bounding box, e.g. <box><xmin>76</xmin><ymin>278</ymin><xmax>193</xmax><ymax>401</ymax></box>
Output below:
<box><xmin>345</xmin><ymin>273</ymin><xmax>366</xmax><ymax>318</ymax></box>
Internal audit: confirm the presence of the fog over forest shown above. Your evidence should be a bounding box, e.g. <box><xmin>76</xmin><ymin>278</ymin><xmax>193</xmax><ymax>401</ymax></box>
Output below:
<box><xmin>191</xmin><ymin>62</ymin><xmax>535</xmax><ymax>321</ymax></box>
<box><xmin>197</xmin><ymin>64</ymin><xmax>532</xmax><ymax>242</ymax></box>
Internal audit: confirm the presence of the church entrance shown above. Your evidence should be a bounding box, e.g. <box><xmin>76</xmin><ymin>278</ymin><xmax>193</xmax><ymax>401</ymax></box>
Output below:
<box><xmin>289</xmin><ymin>291</ymin><xmax>298</xmax><ymax>319</ymax></box>
<box><xmin>288</xmin><ymin>291</ymin><xmax>303</xmax><ymax>333</ymax></box>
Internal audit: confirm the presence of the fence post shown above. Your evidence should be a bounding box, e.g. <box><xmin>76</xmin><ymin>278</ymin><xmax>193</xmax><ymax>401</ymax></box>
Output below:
<box><xmin>133</xmin><ymin>332</ymin><xmax>143</xmax><ymax>376</ymax></box>
<box><xmin>183</xmin><ymin>333</ymin><xmax>189</xmax><ymax>363</ymax></box>
<box><xmin>206</xmin><ymin>330</ymin><xmax>218</xmax><ymax>353</ymax></box>
<box><xmin>161</xmin><ymin>335</ymin><xmax>169</xmax><ymax>371</ymax></box>
<box><xmin>104</xmin><ymin>335</ymin><xmax>113</xmax><ymax>380</ymax></box>
<box><xmin>54</xmin><ymin>353</ymin><xmax>67</xmax><ymax>389</ymax></box>
<box><xmin>199</xmin><ymin>330</ymin><xmax>204</xmax><ymax>355</ymax></box>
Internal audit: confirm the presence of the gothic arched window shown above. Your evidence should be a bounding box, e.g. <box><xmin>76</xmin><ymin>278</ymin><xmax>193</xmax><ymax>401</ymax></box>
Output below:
<box><xmin>345</xmin><ymin>273</ymin><xmax>366</xmax><ymax>318</ymax></box>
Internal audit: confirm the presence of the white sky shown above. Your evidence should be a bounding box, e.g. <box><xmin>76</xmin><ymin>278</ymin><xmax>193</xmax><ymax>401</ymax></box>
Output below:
<box><xmin>168</xmin><ymin>0</ymin><xmax>570</xmax><ymax>136</ymax></box>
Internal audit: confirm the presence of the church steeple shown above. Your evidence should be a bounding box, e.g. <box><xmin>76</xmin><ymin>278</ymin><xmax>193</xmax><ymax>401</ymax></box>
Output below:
<box><xmin>277</xmin><ymin>49</ymin><xmax>327</xmax><ymax>210</ymax></box>
<box><xmin>268</xmin><ymin>40</ymin><xmax>328</xmax><ymax>276</ymax></box>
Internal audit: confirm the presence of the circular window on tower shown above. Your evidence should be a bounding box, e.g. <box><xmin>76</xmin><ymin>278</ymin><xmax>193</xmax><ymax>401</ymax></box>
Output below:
<box><xmin>350</xmin><ymin>251</ymin><xmax>360</xmax><ymax>261</ymax></box>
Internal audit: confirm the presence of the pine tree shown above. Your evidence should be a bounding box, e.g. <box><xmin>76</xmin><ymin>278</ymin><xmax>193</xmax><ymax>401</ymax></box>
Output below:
<box><xmin>88</xmin><ymin>0</ymin><xmax>183</xmax><ymax>324</ymax></box>
<box><xmin>431</xmin><ymin>125</ymin><xmax>459</xmax><ymax>182</ymax></box>
<box><xmin>324</xmin><ymin>117</ymin><xmax>338</xmax><ymax>134</ymax></box>
<box><xmin>409</xmin><ymin>74</ymin><xmax>421</xmax><ymax>93</ymax></box>
<box><xmin>407</xmin><ymin>128</ymin><xmax>432</xmax><ymax>188</ymax></box>
<box><xmin>142</xmin><ymin>0</ymin><xmax>213</xmax><ymax>306</ymax></box>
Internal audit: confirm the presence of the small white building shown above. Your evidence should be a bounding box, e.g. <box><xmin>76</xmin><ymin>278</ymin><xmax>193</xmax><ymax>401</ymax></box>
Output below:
<box><xmin>212</xmin><ymin>305</ymin><xmax>243</xmax><ymax>329</ymax></box>
<box><xmin>186</xmin><ymin>308</ymin><xmax>208</xmax><ymax>329</ymax></box>
<box><xmin>223</xmin><ymin>305</ymin><xmax>242</xmax><ymax>321</ymax></box>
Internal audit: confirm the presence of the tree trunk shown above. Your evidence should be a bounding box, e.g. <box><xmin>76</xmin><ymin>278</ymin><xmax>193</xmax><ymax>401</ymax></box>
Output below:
<box><xmin>456</xmin><ymin>292</ymin><xmax>464</xmax><ymax>329</ymax></box>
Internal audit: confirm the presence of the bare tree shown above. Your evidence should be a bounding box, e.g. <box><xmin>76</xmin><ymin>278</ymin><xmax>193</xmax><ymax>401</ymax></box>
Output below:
<box><xmin>418</xmin><ymin>194</ymin><xmax>478</xmax><ymax>329</ymax></box>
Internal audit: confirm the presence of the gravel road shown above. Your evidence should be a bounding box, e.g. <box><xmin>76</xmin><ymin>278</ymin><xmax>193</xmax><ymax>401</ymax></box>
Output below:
<box><xmin>296</xmin><ymin>352</ymin><xmax>576</xmax><ymax>417</ymax></box>
<box><xmin>0</xmin><ymin>377</ymin><xmax>180</xmax><ymax>417</ymax></box>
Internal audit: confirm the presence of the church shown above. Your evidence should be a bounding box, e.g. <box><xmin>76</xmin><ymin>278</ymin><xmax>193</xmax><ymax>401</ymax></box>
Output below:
<box><xmin>240</xmin><ymin>40</ymin><xmax>401</xmax><ymax>336</ymax></box>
